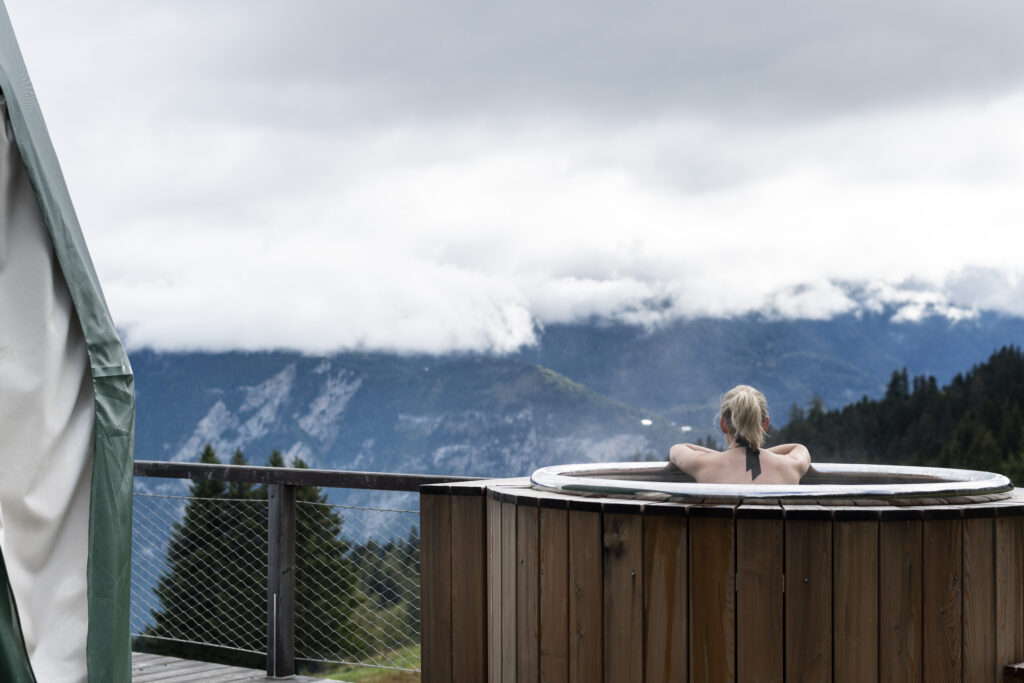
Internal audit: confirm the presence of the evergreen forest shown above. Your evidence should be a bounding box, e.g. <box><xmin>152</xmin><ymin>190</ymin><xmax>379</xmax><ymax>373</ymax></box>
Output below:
<box><xmin>776</xmin><ymin>345</ymin><xmax>1024</xmax><ymax>483</ymax></box>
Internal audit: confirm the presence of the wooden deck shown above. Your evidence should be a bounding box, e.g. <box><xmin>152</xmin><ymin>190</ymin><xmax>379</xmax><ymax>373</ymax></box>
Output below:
<box><xmin>131</xmin><ymin>653</ymin><xmax>338</xmax><ymax>682</ymax></box>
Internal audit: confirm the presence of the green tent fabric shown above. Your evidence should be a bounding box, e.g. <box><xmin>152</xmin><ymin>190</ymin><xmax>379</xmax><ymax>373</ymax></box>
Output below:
<box><xmin>0</xmin><ymin>3</ymin><xmax>134</xmax><ymax>682</ymax></box>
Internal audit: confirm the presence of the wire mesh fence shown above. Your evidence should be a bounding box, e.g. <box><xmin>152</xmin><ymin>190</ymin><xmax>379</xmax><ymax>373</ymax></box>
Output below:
<box><xmin>131</xmin><ymin>493</ymin><xmax>268</xmax><ymax>654</ymax></box>
<box><xmin>131</xmin><ymin>489</ymin><xmax>422</xmax><ymax>673</ymax></box>
<box><xmin>294</xmin><ymin>500</ymin><xmax>421</xmax><ymax>671</ymax></box>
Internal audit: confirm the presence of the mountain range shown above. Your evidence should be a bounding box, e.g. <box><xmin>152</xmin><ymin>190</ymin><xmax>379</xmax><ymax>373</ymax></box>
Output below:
<box><xmin>130</xmin><ymin>309</ymin><xmax>1024</xmax><ymax>486</ymax></box>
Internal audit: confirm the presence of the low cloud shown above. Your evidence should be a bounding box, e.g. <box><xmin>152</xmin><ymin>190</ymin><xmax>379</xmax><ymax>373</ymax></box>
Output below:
<box><xmin>5</xmin><ymin>1</ymin><xmax>1024</xmax><ymax>353</ymax></box>
<box><xmin>945</xmin><ymin>268</ymin><xmax>1024</xmax><ymax>317</ymax></box>
<box><xmin>80</xmin><ymin>103</ymin><xmax>1024</xmax><ymax>353</ymax></box>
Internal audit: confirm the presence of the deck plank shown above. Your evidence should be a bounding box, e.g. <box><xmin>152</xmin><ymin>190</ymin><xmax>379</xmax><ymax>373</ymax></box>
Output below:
<box><xmin>131</xmin><ymin>653</ymin><xmax>337</xmax><ymax>682</ymax></box>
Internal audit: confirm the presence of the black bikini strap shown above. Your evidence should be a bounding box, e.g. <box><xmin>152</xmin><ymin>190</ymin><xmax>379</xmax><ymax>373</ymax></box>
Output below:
<box><xmin>736</xmin><ymin>436</ymin><xmax>762</xmax><ymax>480</ymax></box>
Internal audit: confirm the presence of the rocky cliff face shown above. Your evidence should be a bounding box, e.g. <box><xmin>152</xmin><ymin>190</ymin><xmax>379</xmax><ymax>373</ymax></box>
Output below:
<box><xmin>133</xmin><ymin>352</ymin><xmax>680</xmax><ymax>481</ymax></box>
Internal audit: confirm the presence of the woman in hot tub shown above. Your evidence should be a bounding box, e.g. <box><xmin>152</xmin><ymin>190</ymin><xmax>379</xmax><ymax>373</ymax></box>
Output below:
<box><xmin>669</xmin><ymin>384</ymin><xmax>811</xmax><ymax>485</ymax></box>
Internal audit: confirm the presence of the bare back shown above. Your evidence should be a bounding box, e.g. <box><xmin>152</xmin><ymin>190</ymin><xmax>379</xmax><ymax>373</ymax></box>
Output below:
<box><xmin>670</xmin><ymin>442</ymin><xmax>811</xmax><ymax>485</ymax></box>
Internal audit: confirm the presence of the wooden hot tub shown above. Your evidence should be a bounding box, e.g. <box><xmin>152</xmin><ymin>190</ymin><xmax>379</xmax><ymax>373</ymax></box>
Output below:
<box><xmin>421</xmin><ymin>464</ymin><xmax>1024</xmax><ymax>682</ymax></box>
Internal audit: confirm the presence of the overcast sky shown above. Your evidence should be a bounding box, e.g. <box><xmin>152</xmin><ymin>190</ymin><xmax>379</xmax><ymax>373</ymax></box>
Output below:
<box><xmin>5</xmin><ymin>0</ymin><xmax>1024</xmax><ymax>354</ymax></box>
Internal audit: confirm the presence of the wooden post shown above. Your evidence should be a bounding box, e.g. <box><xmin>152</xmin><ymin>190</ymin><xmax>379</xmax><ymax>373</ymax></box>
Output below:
<box><xmin>267</xmin><ymin>483</ymin><xmax>296</xmax><ymax>678</ymax></box>
<box><xmin>421</xmin><ymin>490</ymin><xmax>454</xmax><ymax>683</ymax></box>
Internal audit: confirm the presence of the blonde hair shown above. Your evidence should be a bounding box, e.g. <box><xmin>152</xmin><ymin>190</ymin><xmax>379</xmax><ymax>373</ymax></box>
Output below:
<box><xmin>720</xmin><ymin>385</ymin><xmax>769</xmax><ymax>450</ymax></box>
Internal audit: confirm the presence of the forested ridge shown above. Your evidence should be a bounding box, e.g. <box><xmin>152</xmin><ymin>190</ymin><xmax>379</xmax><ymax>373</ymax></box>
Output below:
<box><xmin>776</xmin><ymin>345</ymin><xmax>1024</xmax><ymax>483</ymax></box>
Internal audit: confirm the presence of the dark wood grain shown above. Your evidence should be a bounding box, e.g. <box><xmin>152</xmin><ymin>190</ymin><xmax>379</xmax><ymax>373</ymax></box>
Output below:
<box><xmin>421</xmin><ymin>492</ymin><xmax>452</xmax><ymax>683</ymax></box>
<box><xmin>517</xmin><ymin>505</ymin><xmax>540</xmax><ymax>683</ymax></box>
<box><xmin>921</xmin><ymin>519</ymin><xmax>961</xmax><ymax>683</ymax></box>
<box><xmin>569</xmin><ymin>509</ymin><xmax>603</xmax><ymax>683</ymax></box>
<box><xmin>962</xmin><ymin>517</ymin><xmax>995</xmax><ymax>682</ymax></box>
<box><xmin>487</xmin><ymin>495</ymin><xmax>503</xmax><ymax>683</ymax></box>
<box><xmin>539</xmin><ymin>507</ymin><xmax>569</xmax><ymax>683</ymax></box>
<box><xmin>833</xmin><ymin>520</ymin><xmax>879</xmax><ymax>683</ymax></box>
<box><xmin>785</xmin><ymin>519</ymin><xmax>831</xmax><ymax>683</ymax></box>
<box><xmin>879</xmin><ymin>520</ymin><xmax>922</xmax><ymax>683</ymax></box>
<box><xmin>501</xmin><ymin>501</ymin><xmax>517</xmax><ymax>683</ymax></box>
<box><xmin>996</xmin><ymin>517</ymin><xmax>1024</xmax><ymax>671</ymax></box>
<box><xmin>267</xmin><ymin>484</ymin><xmax>296</xmax><ymax>678</ymax></box>
<box><xmin>451</xmin><ymin>493</ymin><xmax>488</xmax><ymax>682</ymax></box>
<box><xmin>689</xmin><ymin>516</ymin><xmax>735</xmax><ymax>682</ymax></box>
<box><xmin>603</xmin><ymin>512</ymin><xmax>643</xmax><ymax>682</ymax></box>
<box><xmin>643</xmin><ymin>513</ymin><xmax>688</xmax><ymax>682</ymax></box>
<box><xmin>736</xmin><ymin>518</ymin><xmax>782</xmax><ymax>683</ymax></box>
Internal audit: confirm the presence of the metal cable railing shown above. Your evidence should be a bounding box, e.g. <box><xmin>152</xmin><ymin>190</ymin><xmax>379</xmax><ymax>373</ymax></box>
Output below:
<box><xmin>130</xmin><ymin>460</ymin><xmax>474</xmax><ymax>678</ymax></box>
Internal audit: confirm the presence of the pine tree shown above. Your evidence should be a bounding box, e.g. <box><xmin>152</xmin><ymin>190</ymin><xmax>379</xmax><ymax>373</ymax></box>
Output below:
<box><xmin>141</xmin><ymin>445</ymin><xmax>265</xmax><ymax>667</ymax></box>
<box><xmin>142</xmin><ymin>446</ymin><xmax>365</xmax><ymax>666</ymax></box>
<box><xmin>261</xmin><ymin>452</ymin><xmax>366</xmax><ymax>661</ymax></box>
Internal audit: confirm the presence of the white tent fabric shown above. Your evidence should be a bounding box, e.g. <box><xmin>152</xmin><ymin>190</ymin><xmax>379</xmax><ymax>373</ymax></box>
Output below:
<box><xmin>0</xmin><ymin>103</ymin><xmax>94</xmax><ymax>682</ymax></box>
<box><xmin>0</xmin><ymin>5</ymin><xmax>135</xmax><ymax>682</ymax></box>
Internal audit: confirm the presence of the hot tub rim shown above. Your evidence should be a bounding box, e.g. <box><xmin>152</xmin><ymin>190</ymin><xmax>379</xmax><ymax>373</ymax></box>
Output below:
<box><xmin>530</xmin><ymin>461</ymin><xmax>1013</xmax><ymax>500</ymax></box>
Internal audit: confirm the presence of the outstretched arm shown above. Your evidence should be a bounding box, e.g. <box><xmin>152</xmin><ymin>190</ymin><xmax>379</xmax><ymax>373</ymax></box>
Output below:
<box><xmin>765</xmin><ymin>443</ymin><xmax>811</xmax><ymax>474</ymax></box>
<box><xmin>669</xmin><ymin>443</ymin><xmax>719</xmax><ymax>475</ymax></box>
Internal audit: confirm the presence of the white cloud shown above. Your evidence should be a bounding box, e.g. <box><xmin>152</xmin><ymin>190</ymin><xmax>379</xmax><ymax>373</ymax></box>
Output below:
<box><xmin>5</xmin><ymin>1</ymin><xmax>1024</xmax><ymax>353</ymax></box>
<box><xmin>945</xmin><ymin>268</ymin><xmax>1024</xmax><ymax>317</ymax></box>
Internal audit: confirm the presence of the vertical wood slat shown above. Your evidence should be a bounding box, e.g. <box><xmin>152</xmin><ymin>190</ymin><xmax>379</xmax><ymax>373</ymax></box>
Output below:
<box><xmin>451</xmin><ymin>493</ymin><xmax>488</xmax><ymax>682</ymax></box>
<box><xmin>501</xmin><ymin>501</ymin><xmax>517</xmax><ymax>683</ymax></box>
<box><xmin>996</xmin><ymin>516</ymin><xmax>1024</xmax><ymax>671</ymax></box>
<box><xmin>921</xmin><ymin>518</ymin><xmax>961</xmax><ymax>683</ymax></box>
<box><xmin>962</xmin><ymin>517</ymin><xmax>996</xmax><ymax>683</ymax></box>
<box><xmin>569</xmin><ymin>510</ymin><xmax>603</xmax><ymax>683</ymax></box>
<box><xmin>785</xmin><ymin>518</ymin><xmax>832</xmax><ymax>683</ymax></box>
<box><xmin>833</xmin><ymin>519</ymin><xmax>879</xmax><ymax>683</ymax></box>
<box><xmin>539</xmin><ymin>507</ymin><xmax>569</xmax><ymax>683</ymax></box>
<box><xmin>689</xmin><ymin>514</ymin><xmax>735</xmax><ymax>683</ymax></box>
<box><xmin>518</xmin><ymin>505</ymin><xmax>540</xmax><ymax>683</ymax></box>
<box><xmin>421</xmin><ymin>492</ymin><xmax>453</xmax><ymax>683</ymax></box>
<box><xmin>487</xmin><ymin>495</ymin><xmax>503</xmax><ymax>683</ymax></box>
<box><xmin>879</xmin><ymin>519</ymin><xmax>923</xmax><ymax>683</ymax></box>
<box><xmin>643</xmin><ymin>512</ymin><xmax>688</xmax><ymax>682</ymax></box>
<box><xmin>736</xmin><ymin>517</ymin><xmax>783</xmax><ymax>683</ymax></box>
<box><xmin>603</xmin><ymin>511</ymin><xmax>643</xmax><ymax>683</ymax></box>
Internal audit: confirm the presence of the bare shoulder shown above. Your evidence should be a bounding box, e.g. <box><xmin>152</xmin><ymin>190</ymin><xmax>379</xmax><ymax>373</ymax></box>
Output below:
<box><xmin>765</xmin><ymin>443</ymin><xmax>811</xmax><ymax>477</ymax></box>
<box><xmin>669</xmin><ymin>443</ymin><xmax>711</xmax><ymax>475</ymax></box>
<box><xmin>788</xmin><ymin>444</ymin><xmax>812</xmax><ymax>476</ymax></box>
